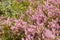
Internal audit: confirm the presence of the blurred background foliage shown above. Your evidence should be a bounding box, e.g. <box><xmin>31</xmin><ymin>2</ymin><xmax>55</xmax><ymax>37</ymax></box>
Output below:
<box><xmin>0</xmin><ymin>0</ymin><xmax>30</xmax><ymax>18</ymax></box>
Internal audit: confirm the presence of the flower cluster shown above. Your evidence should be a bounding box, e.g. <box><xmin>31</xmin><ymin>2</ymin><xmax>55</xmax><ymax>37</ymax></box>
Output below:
<box><xmin>0</xmin><ymin>0</ymin><xmax>60</xmax><ymax>40</ymax></box>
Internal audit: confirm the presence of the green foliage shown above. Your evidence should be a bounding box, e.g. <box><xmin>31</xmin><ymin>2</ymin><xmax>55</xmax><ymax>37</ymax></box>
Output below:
<box><xmin>0</xmin><ymin>0</ymin><xmax>30</xmax><ymax>18</ymax></box>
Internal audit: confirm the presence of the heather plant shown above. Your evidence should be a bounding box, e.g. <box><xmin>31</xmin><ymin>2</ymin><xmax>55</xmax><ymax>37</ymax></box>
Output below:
<box><xmin>0</xmin><ymin>0</ymin><xmax>60</xmax><ymax>40</ymax></box>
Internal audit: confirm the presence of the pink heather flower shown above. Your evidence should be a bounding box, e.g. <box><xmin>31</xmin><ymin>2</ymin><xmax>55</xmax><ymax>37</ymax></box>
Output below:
<box><xmin>5</xmin><ymin>17</ymin><xmax>12</xmax><ymax>26</ymax></box>
<box><xmin>27</xmin><ymin>28</ymin><xmax>36</xmax><ymax>34</ymax></box>
<box><xmin>26</xmin><ymin>35</ymin><xmax>31</xmax><ymax>40</ymax></box>
<box><xmin>56</xmin><ymin>0</ymin><xmax>60</xmax><ymax>4</ymax></box>
<box><xmin>10</xmin><ymin>26</ymin><xmax>16</xmax><ymax>30</ymax></box>
<box><xmin>37</xmin><ymin>23</ymin><xmax>44</xmax><ymax>30</ymax></box>
<box><xmin>25</xmin><ymin>25</ymin><xmax>36</xmax><ymax>35</ymax></box>
<box><xmin>14</xmin><ymin>19</ymin><xmax>27</xmax><ymax>31</ymax></box>
<box><xmin>46</xmin><ymin>0</ymin><xmax>59</xmax><ymax>5</ymax></box>
<box><xmin>26</xmin><ymin>33</ymin><xmax>34</xmax><ymax>40</ymax></box>
<box><xmin>26</xmin><ymin>7</ymin><xmax>34</xmax><ymax>16</ymax></box>
<box><xmin>29</xmin><ymin>25</ymin><xmax>36</xmax><ymax>29</ymax></box>
<box><xmin>52</xmin><ymin>28</ymin><xmax>55</xmax><ymax>34</ymax></box>
<box><xmin>48</xmin><ymin>11</ymin><xmax>54</xmax><ymax>17</ymax></box>
<box><xmin>10</xmin><ymin>26</ymin><xmax>20</xmax><ymax>34</ymax></box>
<box><xmin>48</xmin><ymin>19</ymin><xmax>60</xmax><ymax>29</ymax></box>
<box><xmin>32</xmin><ymin>13</ymin><xmax>47</xmax><ymax>25</ymax></box>
<box><xmin>15</xmin><ymin>20</ymin><xmax>22</xmax><ymax>27</ymax></box>
<box><xmin>57</xmin><ymin>38</ymin><xmax>60</xmax><ymax>40</ymax></box>
<box><xmin>30</xmin><ymin>36</ymin><xmax>34</xmax><ymax>40</ymax></box>
<box><xmin>20</xmin><ymin>14</ymin><xmax>25</xmax><ymax>19</ymax></box>
<box><xmin>22</xmin><ymin>38</ymin><xmax>24</xmax><ymax>40</ymax></box>
<box><xmin>10</xmin><ymin>26</ymin><xmax>19</xmax><ymax>31</ymax></box>
<box><xmin>44</xmin><ymin>29</ymin><xmax>55</xmax><ymax>39</ymax></box>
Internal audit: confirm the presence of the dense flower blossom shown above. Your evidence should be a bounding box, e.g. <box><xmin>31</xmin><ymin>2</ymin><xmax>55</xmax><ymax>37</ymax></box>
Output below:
<box><xmin>0</xmin><ymin>0</ymin><xmax>60</xmax><ymax>40</ymax></box>
<box><xmin>44</xmin><ymin>29</ymin><xmax>55</xmax><ymax>39</ymax></box>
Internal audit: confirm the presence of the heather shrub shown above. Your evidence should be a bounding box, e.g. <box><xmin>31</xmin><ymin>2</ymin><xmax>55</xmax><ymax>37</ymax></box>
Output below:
<box><xmin>0</xmin><ymin>0</ymin><xmax>60</xmax><ymax>40</ymax></box>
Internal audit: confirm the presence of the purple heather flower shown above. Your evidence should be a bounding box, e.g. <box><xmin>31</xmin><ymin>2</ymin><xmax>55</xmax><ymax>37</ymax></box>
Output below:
<box><xmin>44</xmin><ymin>29</ymin><xmax>55</xmax><ymax>39</ymax></box>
